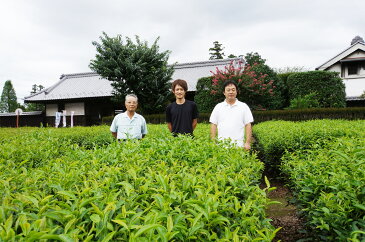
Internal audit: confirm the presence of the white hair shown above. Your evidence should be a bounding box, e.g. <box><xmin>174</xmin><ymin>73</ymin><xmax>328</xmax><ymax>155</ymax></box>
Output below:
<box><xmin>125</xmin><ymin>94</ymin><xmax>138</xmax><ymax>102</ymax></box>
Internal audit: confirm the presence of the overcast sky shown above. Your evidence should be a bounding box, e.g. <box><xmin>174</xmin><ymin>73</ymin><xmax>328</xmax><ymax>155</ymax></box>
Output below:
<box><xmin>1</xmin><ymin>0</ymin><xmax>364</xmax><ymax>103</ymax></box>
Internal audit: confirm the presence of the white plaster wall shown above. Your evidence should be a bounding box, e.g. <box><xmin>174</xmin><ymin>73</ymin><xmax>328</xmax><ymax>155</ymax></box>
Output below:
<box><xmin>65</xmin><ymin>103</ymin><xmax>85</xmax><ymax>115</ymax></box>
<box><xmin>343</xmin><ymin>78</ymin><xmax>365</xmax><ymax>97</ymax></box>
<box><xmin>325</xmin><ymin>63</ymin><xmax>365</xmax><ymax>97</ymax></box>
<box><xmin>327</xmin><ymin>63</ymin><xmax>341</xmax><ymax>73</ymax></box>
<box><xmin>46</xmin><ymin>104</ymin><xmax>58</xmax><ymax>116</ymax></box>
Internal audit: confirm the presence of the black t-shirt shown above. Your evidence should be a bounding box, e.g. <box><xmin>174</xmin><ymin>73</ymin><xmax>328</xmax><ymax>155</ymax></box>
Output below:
<box><xmin>166</xmin><ymin>100</ymin><xmax>199</xmax><ymax>135</ymax></box>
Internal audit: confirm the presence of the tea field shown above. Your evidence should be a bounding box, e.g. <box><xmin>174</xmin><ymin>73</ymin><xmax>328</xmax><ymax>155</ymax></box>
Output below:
<box><xmin>0</xmin><ymin>125</ymin><xmax>277</xmax><ymax>241</ymax></box>
<box><xmin>0</xmin><ymin>120</ymin><xmax>364</xmax><ymax>241</ymax></box>
<box><xmin>254</xmin><ymin>120</ymin><xmax>365</xmax><ymax>241</ymax></box>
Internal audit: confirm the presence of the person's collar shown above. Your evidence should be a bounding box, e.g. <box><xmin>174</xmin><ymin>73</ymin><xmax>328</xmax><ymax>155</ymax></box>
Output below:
<box><xmin>224</xmin><ymin>99</ymin><xmax>238</xmax><ymax>106</ymax></box>
<box><xmin>123</xmin><ymin>111</ymin><xmax>137</xmax><ymax>119</ymax></box>
<box><xmin>176</xmin><ymin>98</ymin><xmax>186</xmax><ymax>105</ymax></box>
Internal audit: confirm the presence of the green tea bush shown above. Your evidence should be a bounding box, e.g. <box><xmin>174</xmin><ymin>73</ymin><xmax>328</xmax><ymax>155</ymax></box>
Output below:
<box><xmin>253</xmin><ymin>120</ymin><xmax>365</xmax><ymax>240</ymax></box>
<box><xmin>281</xmin><ymin>137</ymin><xmax>365</xmax><ymax>240</ymax></box>
<box><xmin>0</xmin><ymin>124</ymin><xmax>278</xmax><ymax>241</ymax></box>
<box><xmin>253</xmin><ymin>119</ymin><xmax>364</xmax><ymax>167</ymax></box>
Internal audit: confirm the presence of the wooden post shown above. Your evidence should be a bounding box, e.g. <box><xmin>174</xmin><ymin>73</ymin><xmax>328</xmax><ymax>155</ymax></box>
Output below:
<box><xmin>15</xmin><ymin>108</ymin><xmax>23</xmax><ymax>128</ymax></box>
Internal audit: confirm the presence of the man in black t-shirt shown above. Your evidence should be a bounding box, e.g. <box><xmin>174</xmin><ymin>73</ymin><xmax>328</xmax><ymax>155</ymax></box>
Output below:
<box><xmin>166</xmin><ymin>79</ymin><xmax>199</xmax><ymax>136</ymax></box>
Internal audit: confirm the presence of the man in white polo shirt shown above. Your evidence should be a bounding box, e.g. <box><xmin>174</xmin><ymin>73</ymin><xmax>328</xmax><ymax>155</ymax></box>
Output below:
<box><xmin>110</xmin><ymin>94</ymin><xmax>147</xmax><ymax>140</ymax></box>
<box><xmin>209</xmin><ymin>80</ymin><xmax>253</xmax><ymax>150</ymax></box>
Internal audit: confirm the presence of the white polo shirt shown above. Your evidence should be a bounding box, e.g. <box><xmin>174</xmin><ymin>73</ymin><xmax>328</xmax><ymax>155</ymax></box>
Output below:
<box><xmin>209</xmin><ymin>99</ymin><xmax>253</xmax><ymax>147</ymax></box>
<box><xmin>110</xmin><ymin>112</ymin><xmax>147</xmax><ymax>139</ymax></box>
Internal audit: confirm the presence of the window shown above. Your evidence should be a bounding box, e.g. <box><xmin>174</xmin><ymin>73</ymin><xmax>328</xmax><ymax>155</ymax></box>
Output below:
<box><xmin>58</xmin><ymin>103</ymin><xmax>65</xmax><ymax>112</ymax></box>
<box><xmin>348</xmin><ymin>63</ymin><xmax>359</xmax><ymax>75</ymax></box>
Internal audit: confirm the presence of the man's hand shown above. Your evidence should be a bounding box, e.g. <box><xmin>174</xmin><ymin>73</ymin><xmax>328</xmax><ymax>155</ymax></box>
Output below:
<box><xmin>244</xmin><ymin>142</ymin><xmax>251</xmax><ymax>150</ymax></box>
<box><xmin>210</xmin><ymin>123</ymin><xmax>217</xmax><ymax>140</ymax></box>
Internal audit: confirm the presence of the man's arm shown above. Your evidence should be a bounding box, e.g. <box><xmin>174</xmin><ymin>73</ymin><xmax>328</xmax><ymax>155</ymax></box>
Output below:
<box><xmin>192</xmin><ymin>119</ymin><xmax>198</xmax><ymax>130</ymax></box>
<box><xmin>167</xmin><ymin>122</ymin><xmax>172</xmax><ymax>132</ymax></box>
<box><xmin>111</xmin><ymin>132</ymin><xmax>117</xmax><ymax>139</ymax></box>
<box><xmin>210</xmin><ymin>123</ymin><xmax>217</xmax><ymax>140</ymax></box>
<box><xmin>244</xmin><ymin>123</ymin><xmax>252</xmax><ymax>150</ymax></box>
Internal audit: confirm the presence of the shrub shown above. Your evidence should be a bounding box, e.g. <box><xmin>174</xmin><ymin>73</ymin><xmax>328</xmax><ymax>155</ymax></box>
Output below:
<box><xmin>277</xmin><ymin>72</ymin><xmax>295</xmax><ymax>107</ymax></box>
<box><xmin>194</xmin><ymin>76</ymin><xmax>217</xmax><ymax>113</ymax></box>
<box><xmin>287</xmin><ymin>71</ymin><xmax>346</xmax><ymax>108</ymax></box>
<box><xmin>0</xmin><ymin>125</ymin><xmax>278</xmax><ymax>241</ymax></box>
<box><xmin>287</xmin><ymin>92</ymin><xmax>320</xmax><ymax>109</ymax></box>
<box><xmin>209</xmin><ymin>61</ymin><xmax>283</xmax><ymax>110</ymax></box>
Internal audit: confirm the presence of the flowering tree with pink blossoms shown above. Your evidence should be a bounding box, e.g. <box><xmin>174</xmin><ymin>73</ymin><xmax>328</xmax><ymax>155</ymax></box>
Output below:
<box><xmin>209</xmin><ymin>60</ymin><xmax>283</xmax><ymax>110</ymax></box>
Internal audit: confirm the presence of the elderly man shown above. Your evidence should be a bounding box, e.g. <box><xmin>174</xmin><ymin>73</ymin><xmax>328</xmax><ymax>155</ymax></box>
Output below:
<box><xmin>110</xmin><ymin>94</ymin><xmax>147</xmax><ymax>140</ymax></box>
<box><xmin>210</xmin><ymin>80</ymin><xmax>253</xmax><ymax>150</ymax></box>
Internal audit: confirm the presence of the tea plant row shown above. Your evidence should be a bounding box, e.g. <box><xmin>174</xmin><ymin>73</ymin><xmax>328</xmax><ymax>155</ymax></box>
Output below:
<box><xmin>254</xmin><ymin>119</ymin><xmax>365</xmax><ymax>240</ymax></box>
<box><xmin>0</xmin><ymin>125</ymin><xmax>278</xmax><ymax>241</ymax></box>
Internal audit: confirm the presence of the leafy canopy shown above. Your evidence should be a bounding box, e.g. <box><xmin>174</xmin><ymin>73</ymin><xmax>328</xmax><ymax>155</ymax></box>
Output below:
<box><xmin>25</xmin><ymin>84</ymin><xmax>45</xmax><ymax>111</ymax></box>
<box><xmin>209</xmin><ymin>41</ymin><xmax>225</xmax><ymax>60</ymax></box>
<box><xmin>89</xmin><ymin>32</ymin><xmax>174</xmax><ymax>114</ymax></box>
<box><xmin>0</xmin><ymin>80</ymin><xmax>18</xmax><ymax>113</ymax></box>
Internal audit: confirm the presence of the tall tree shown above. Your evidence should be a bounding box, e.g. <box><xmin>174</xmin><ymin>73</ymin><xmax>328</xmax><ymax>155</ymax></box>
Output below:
<box><xmin>244</xmin><ymin>52</ymin><xmax>285</xmax><ymax>109</ymax></box>
<box><xmin>89</xmin><ymin>32</ymin><xmax>174</xmax><ymax>114</ymax></box>
<box><xmin>209</xmin><ymin>41</ymin><xmax>225</xmax><ymax>60</ymax></box>
<box><xmin>244</xmin><ymin>52</ymin><xmax>266</xmax><ymax>66</ymax></box>
<box><xmin>0</xmin><ymin>80</ymin><xmax>18</xmax><ymax>113</ymax></box>
<box><xmin>25</xmin><ymin>84</ymin><xmax>45</xmax><ymax>111</ymax></box>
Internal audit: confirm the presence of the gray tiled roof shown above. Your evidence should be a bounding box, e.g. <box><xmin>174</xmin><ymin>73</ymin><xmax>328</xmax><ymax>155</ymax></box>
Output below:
<box><xmin>24</xmin><ymin>58</ymin><xmax>244</xmax><ymax>102</ymax></box>
<box><xmin>25</xmin><ymin>73</ymin><xmax>113</xmax><ymax>102</ymax></box>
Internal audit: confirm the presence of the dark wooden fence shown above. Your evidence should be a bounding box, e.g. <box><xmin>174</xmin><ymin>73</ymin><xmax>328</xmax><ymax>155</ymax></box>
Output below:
<box><xmin>0</xmin><ymin>112</ymin><xmax>44</xmax><ymax>127</ymax></box>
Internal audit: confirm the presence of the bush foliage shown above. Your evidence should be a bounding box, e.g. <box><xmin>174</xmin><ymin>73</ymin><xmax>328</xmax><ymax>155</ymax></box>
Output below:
<box><xmin>89</xmin><ymin>33</ymin><xmax>174</xmax><ymax>114</ymax></box>
<box><xmin>194</xmin><ymin>76</ymin><xmax>216</xmax><ymax>113</ymax></box>
<box><xmin>286</xmin><ymin>71</ymin><xmax>346</xmax><ymax>108</ymax></box>
<box><xmin>253</xmin><ymin>120</ymin><xmax>365</xmax><ymax>240</ymax></box>
<box><xmin>194</xmin><ymin>53</ymin><xmax>285</xmax><ymax>112</ymax></box>
<box><xmin>0</xmin><ymin>125</ymin><xmax>279</xmax><ymax>241</ymax></box>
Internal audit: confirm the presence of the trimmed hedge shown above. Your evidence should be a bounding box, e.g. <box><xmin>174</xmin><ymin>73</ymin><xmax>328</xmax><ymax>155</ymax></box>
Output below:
<box><xmin>287</xmin><ymin>71</ymin><xmax>346</xmax><ymax>107</ymax></box>
<box><xmin>139</xmin><ymin>107</ymin><xmax>365</xmax><ymax>124</ymax></box>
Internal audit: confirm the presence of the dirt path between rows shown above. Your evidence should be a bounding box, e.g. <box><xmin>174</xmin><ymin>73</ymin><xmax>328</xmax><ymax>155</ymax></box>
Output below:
<box><xmin>264</xmin><ymin>179</ymin><xmax>307</xmax><ymax>241</ymax></box>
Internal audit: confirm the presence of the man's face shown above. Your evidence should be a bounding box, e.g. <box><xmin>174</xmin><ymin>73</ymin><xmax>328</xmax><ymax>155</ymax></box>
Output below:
<box><xmin>125</xmin><ymin>97</ymin><xmax>138</xmax><ymax>112</ymax></box>
<box><xmin>173</xmin><ymin>84</ymin><xmax>186</xmax><ymax>99</ymax></box>
<box><xmin>223</xmin><ymin>84</ymin><xmax>237</xmax><ymax>101</ymax></box>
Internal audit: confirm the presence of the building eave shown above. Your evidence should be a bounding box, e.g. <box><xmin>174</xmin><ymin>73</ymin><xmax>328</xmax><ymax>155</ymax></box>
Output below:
<box><xmin>316</xmin><ymin>41</ymin><xmax>365</xmax><ymax>70</ymax></box>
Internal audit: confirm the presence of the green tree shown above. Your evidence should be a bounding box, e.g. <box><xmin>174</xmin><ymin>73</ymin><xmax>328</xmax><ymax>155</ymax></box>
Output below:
<box><xmin>25</xmin><ymin>84</ymin><xmax>45</xmax><ymax>111</ymax></box>
<box><xmin>0</xmin><ymin>80</ymin><xmax>18</xmax><ymax>113</ymax></box>
<box><xmin>244</xmin><ymin>52</ymin><xmax>285</xmax><ymax>109</ymax></box>
<box><xmin>89</xmin><ymin>32</ymin><xmax>174</xmax><ymax>114</ymax></box>
<box><xmin>209</xmin><ymin>41</ymin><xmax>225</xmax><ymax>60</ymax></box>
<box><xmin>208</xmin><ymin>60</ymin><xmax>280</xmax><ymax>110</ymax></box>
<box><xmin>194</xmin><ymin>76</ymin><xmax>216</xmax><ymax>113</ymax></box>
<box><xmin>244</xmin><ymin>52</ymin><xmax>266</xmax><ymax>66</ymax></box>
